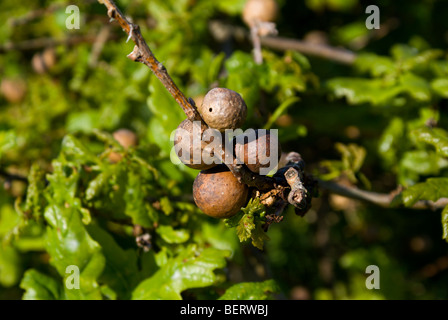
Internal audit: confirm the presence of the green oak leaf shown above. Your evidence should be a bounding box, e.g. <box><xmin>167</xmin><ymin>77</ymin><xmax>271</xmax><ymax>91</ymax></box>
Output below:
<box><xmin>20</xmin><ymin>269</ymin><xmax>62</xmax><ymax>300</ymax></box>
<box><xmin>132</xmin><ymin>245</ymin><xmax>230</xmax><ymax>300</ymax></box>
<box><xmin>0</xmin><ymin>246</ymin><xmax>22</xmax><ymax>288</ymax></box>
<box><xmin>442</xmin><ymin>205</ymin><xmax>448</xmax><ymax>242</ymax></box>
<box><xmin>87</xmin><ymin>224</ymin><xmax>143</xmax><ymax>299</ymax></box>
<box><xmin>219</xmin><ymin>279</ymin><xmax>279</xmax><ymax>300</ymax></box>
<box><xmin>156</xmin><ymin>225</ymin><xmax>190</xmax><ymax>244</ymax></box>
<box><xmin>43</xmin><ymin>150</ymin><xmax>106</xmax><ymax>300</ymax></box>
<box><xmin>412</xmin><ymin>127</ymin><xmax>448</xmax><ymax>158</ymax></box>
<box><xmin>400</xmin><ymin>178</ymin><xmax>448</xmax><ymax>207</ymax></box>
<box><xmin>228</xmin><ymin>198</ymin><xmax>269</xmax><ymax>250</ymax></box>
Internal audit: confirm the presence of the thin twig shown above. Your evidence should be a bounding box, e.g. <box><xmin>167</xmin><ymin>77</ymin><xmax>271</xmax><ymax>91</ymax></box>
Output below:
<box><xmin>260</xmin><ymin>36</ymin><xmax>356</xmax><ymax>65</ymax></box>
<box><xmin>0</xmin><ymin>34</ymin><xmax>118</xmax><ymax>53</ymax></box>
<box><xmin>98</xmin><ymin>0</ymin><xmax>201</xmax><ymax>122</ymax></box>
<box><xmin>7</xmin><ymin>3</ymin><xmax>64</xmax><ymax>27</ymax></box>
<box><xmin>89</xmin><ymin>25</ymin><xmax>112</xmax><ymax>67</ymax></box>
<box><xmin>250</xmin><ymin>25</ymin><xmax>263</xmax><ymax>64</ymax></box>
<box><xmin>0</xmin><ymin>169</ymin><xmax>28</xmax><ymax>183</ymax></box>
<box><xmin>7</xmin><ymin>0</ymin><xmax>98</xmax><ymax>28</ymax></box>
<box><xmin>208</xmin><ymin>20</ymin><xmax>357</xmax><ymax>65</ymax></box>
<box><xmin>317</xmin><ymin>178</ymin><xmax>448</xmax><ymax>211</ymax></box>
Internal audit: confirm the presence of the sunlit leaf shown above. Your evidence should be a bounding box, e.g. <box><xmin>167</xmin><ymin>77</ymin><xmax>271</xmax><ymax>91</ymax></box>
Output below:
<box><xmin>20</xmin><ymin>269</ymin><xmax>61</xmax><ymax>300</ymax></box>
<box><xmin>400</xmin><ymin>178</ymin><xmax>448</xmax><ymax>207</ymax></box>
<box><xmin>219</xmin><ymin>279</ymin><xmax>279</xmax><ymax>300</ymax></box>
<box><xmin>132</xmin><ymin>245</ymin><xmax>230</xmax><ymax>300</ymax></box>
<box><xmin>412</xmin><ymin>127</ymin><xmax>448</xmax><ymax>158</ymax></box>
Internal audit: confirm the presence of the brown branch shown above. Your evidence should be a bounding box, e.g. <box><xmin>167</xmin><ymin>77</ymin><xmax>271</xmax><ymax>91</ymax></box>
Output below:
<box><xmin>208</xmin><ymin>20</ymin><xmax>357</xmax><ymax>65</ymax></box>
<box><xmin>250</xmin><ymin>25</ymin><xmax>263</xmax><ymax>65</ymax></box>
<box><xmin>0</xmin><ymin>34</ymin><xmax>120</xmax><ymax>53</ymax></box>
<box><xmin>260</xmin><ymin>36</ymin><xmax>357</xmax><ymax>65</ymax></box>
<box><xmin>317</xmin><ymin>178</ymin><xmax>448</xmax><ymax>211</ymax></box>
<box><xmin>7</xmin><ymin>3</ymin><xmax>65</xmax><ymax>27</ymax></box>
<box><xmin>7</xmin><ymin>0</ymin><xmax>98</xmax><ymax>28</ymax></box>
<box><xmin>0</xmin><ymin>168</ymin><xmax>28</xmax><ymax>183</ymax></box>
<box><xmin>89</xmin><ymin>25</ymin><xmax>112</xmax><ymax>67</ymax></box>
<box><xmin>98</xmin><ymin>0</ymin><xmax>201</xmax><ymax>122</ymax></box>
<box><xmin>228</xmin><ymin>162</ymin><xmax>279</xmax><ymax>191</ymax></box>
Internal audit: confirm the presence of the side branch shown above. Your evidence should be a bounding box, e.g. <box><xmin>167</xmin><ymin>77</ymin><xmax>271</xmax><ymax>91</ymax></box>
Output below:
<box><xmin>317</xmin><ymin>178</ymin><xmax>448</xmax><ymax>211</ymax></box>
<box><xmin>260</xmin><ymin>36</ymin><xmax>356</xmax><ymax>65</ymax></box>
<box><xmin>208</xmin><ymin>20</ymin><xmax>357</xmax><ymax>65</ymax></box>
<box><xmin>0</xmin><ymin>35</ymin><xmax>116</xmax><ymax>53</ymax></box>
<box><xmin>0</xmin><ymin>169</ymin><xmax>28</xmax><ymax>183</ymax></box>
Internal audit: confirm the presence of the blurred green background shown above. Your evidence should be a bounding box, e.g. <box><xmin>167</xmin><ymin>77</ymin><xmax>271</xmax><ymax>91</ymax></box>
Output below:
<box><xmin>1</xmin><ymin>0</ymin><xmax>448</xmax><ymax>300</ymax></box>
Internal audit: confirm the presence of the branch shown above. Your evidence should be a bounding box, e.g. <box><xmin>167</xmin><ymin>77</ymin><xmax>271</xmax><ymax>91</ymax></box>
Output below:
<box><xmin>249</xmin><ymin>24</ymin><xmax>263</xmax><ymax>64</ymax></box>
<box><xmin>7</xmin><ymin>0</ymin><xmax>98</xmax><ymax>27</ymax></box>
<box><xmin>98</xmin><ymin>0</ymin><xmax>201</xmax><ymax>122</ymax></box>
<box><xmin>7</xmin><ymin>3</ymin><xmax>65</xmax><ymax>27</ymax></box>
<box><xmin>88</xmin><ymin>25</ymin><xmax>112</xmax><ymax>67</ymax></box>
<box><xmin>317</xmin><ymin>178</ymin><xmax>448</xmax><ymax>211</ymax></box>
<box><xmin>260</xmin><ymin>36</ymin><xmax>357</xmax><ymax>65</ymax></box>
<box><xmin>0</xmin><ymin>168</ymin><xmax>28</xmax><ymax>183</ymax></box>
<box><xmin>0</xmin><ymin>34</ymin><xmax>118</xmax><ymax>53</ymax></box>
<box><xmin>208</xmin><ymin>20</ymin><xmax>357</xmax><ymax>65</ymax></box>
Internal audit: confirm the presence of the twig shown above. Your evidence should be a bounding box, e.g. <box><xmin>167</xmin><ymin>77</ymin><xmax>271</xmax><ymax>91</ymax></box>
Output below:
<box><xmin>248</xmin><ymin>21</ymin><xmax>278</xmax><ymax>65</ymax></box>
<box><xmin>7</xmin><ymin>3</ymin><xmax>64</xmax><ymax>27</ymax></box>
<box><xmin>98</xmin><ymin>0</ymin><xmax>201</xmax><ymax>122</ymax></box>
<box><xmin>7</xmin><ymin>0</ymin><xmax>98</xmax><ymax>28</ymax></box>
<box><xmin>208</xmin><ymin>20</ymin><xmax>357</xmax><ymax>65</ymax></box>
<box><xmin>0</xmin><ymin>168</ymin><xmax>28</xmax><ymax>183</ymax></box>
<box><xmin>250</xmin><ymin>25</ymin><xmax>263</xmax><ymax>64</ymax></box>
<box><xmin>317</xmin><ymin>178</ymin><xmax>448</xmax><ymax>211</ymax></box>
<box><xmin>229</xmin><ymin>163</ymin><xmax>279</xmax><ymax>191</ymax></box>
<box><xmin>260</xmin><ymin>36</ymin><xmax>356</xmax><ymax>65</ymax></box>
<box><xmin>88</xmin><ymin>25</ymin><xmax>112</xmax><ymax>67</ymax></box>
<box><xmin>0</xmin><ymin>34</ymin><xmax>118</xmax><ymax>53</ymax></box>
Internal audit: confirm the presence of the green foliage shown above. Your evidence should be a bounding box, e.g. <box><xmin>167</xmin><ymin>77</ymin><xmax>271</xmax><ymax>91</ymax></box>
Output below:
<box><xmin>327</xmin><ymin>45</ymin><xmax>445</xmax><ymax>107</ymax></box>
<box><xmin>132</xmin><ymin>245</ymin><xmax>230</xmax><ymax>300</ymax></box>
<box><xmin>412</xmin><ymin>127</ymin><xmax>448</xmax><ymax>158</ymax></box>
<box><xmin>1</xmin><ymin>0</ymin><xmax>448</xmax><ymax>301</ymax></box>
<box><xmin>442</xmin><ymin>207</ymin><xmax>448</xmax><ymax>241</ymax></box>
<box><xmin>219</xmin><ymin>279</ymin><xmax>279</xmax><ymax>300</ymax></box>
<box><xmin>399</xmin><ymin>178</ymin><xmax>448</xmax><ymax>207</ymax></box>
<box><xmin>20</xmin><ymin>269</ymin><xmax>62</xmax><ymax>300</ymax></box>
<box><xmin>318</xmin><ymin>142</ymin><xmax>369</xmax><ymax>188</ymax></box>
<box><xmin>224</xmin><ymin>198</ymin><xmax>269</xmax><ymax>250</ymax></box>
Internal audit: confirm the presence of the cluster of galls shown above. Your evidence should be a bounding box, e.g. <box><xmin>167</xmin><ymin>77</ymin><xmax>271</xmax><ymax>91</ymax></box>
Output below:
<box><xmin>174</xmin><ymin>88</ymin><xmax>282</xmax><ymax>219</ymax></box>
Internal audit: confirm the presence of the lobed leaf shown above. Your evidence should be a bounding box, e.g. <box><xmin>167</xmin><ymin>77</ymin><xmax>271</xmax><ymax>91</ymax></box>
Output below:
<box><xmin>219</xmin><ymin>279</ymin><xmax>279</xmax><ymax>300</ymax></box>
<box><xmin>412</xmin><ymin>127</ymin><xmax>448</xmax><ymax>158</ymax></box>
<box><xmin>20</xmin><ymin>269</ymin><xmax>62</xmax><ymax>300</ymax></box>
<box><xmin>400</xmin><ymin>178</ymin><xmax>448</xmax><ymax>207</ymax></box>
<box><xmin>132</xmin><ymin>245</ymin><xmax>230</xmax><ymax>300</ymax></box>
<box><xmin>231</xmin><ymin>198</ymin><xmax>269</xmax><ymax>250</ymax></box>
<box><xmin>156</xmin><ymin>225</ymin><xmax>190</xmax><ymax>244</ymax></box>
